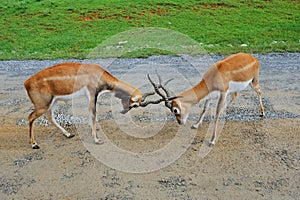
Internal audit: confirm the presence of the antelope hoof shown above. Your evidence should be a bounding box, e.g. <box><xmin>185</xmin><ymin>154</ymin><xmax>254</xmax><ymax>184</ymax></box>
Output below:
<box><xmin>209</xmin><ymin>141</ymin><xmax>215</xmax><ymax>147</ymax></box>
<box><xmin>32</xmin><ymin>143</ymin><xmax>40</xmax><ymax>149</ymax></box>
<box><xmin>95</xmin><ymin>139</ymin><xmax>104</xmax><ymax>145</ymax></box>
<box><xmin>64</xmin><ymin>133</ymin><xmax>75</xmax><ymax>138</ymax></box>
<box><xmin>191</xmin><ymin>125</ymin><xmax>198</xmax><ymax>129</ymax></box>
<box><xmin>260</xmin><ymin>112</ymin><xmax>265</xmax><ymax>118</ymax></box>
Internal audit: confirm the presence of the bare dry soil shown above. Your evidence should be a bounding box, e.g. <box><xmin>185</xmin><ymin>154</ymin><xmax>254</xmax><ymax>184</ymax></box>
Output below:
<box><xmin>0</xmin><ymin>54</ymin><xmax>299</xmax><ymax>199</ymax></box>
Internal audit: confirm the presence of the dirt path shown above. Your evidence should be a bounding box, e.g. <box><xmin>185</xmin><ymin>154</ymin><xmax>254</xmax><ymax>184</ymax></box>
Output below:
<box><xmin>0</xmin><ymin>54</ymin><xmax>299</xmax><ymax>199</ymax></box>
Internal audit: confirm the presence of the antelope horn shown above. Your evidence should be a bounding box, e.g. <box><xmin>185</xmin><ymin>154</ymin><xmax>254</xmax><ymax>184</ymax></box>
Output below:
<box><xmin>155</xmin><ymin>72</ymin><xmax>173</xmax><ymax>98</ymax></box>
<box><xmin>141</xmin><ymin>74</ymin><xmax>173</xmax><ymax>103</ymax></box>
<box><xmin>141</xmin><ymin>92</ymin><xmax>155</xmax><ymax>102</ymax></box>
<box><xmin>147</xmin><ymin>74</ymin><xmax>172</xmax><ymax>110</ymax></box>
<box><xmin>139</xmin><ymin>98</ymin><xmax>164</xmax><ymax>107</ymax></box>
<box><xmin>139</xmin><ymin>74</ymin><xmax>179</xmax><ymax>109</ymax></box>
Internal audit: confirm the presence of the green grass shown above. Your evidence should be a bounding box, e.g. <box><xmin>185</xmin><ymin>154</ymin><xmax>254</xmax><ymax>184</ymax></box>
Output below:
<box><xmin>0</xmin><ymin>0</ymin><xmax>299</xmax><ymax>60</ymax></box>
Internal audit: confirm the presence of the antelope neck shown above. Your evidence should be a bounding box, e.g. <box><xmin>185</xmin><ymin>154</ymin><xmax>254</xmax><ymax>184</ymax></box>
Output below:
<box><xmin>109</xmin><ymin>78</ymin><xmax>139</xmax><ymax>100</ymax></box>
<box><xmin>180</xmin><ymin>79</ymin><xmax>209</xmax><ymax>105</ymax></box>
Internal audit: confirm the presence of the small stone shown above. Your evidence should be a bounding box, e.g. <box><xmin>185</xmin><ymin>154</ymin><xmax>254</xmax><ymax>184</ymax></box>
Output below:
<box><xmin>118</xmin><ymin>41</ymin><xmax>128</xmax><ymax>45</ymax></box>
<box><xmin>271</xmin><ymin>41</ymin><xmax>278</xmax><ymax>45</ymax></box>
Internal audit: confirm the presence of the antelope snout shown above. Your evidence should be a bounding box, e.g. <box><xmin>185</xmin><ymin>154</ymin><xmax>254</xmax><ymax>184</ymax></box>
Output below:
<box><xmin>175</xmin><ymin>114</ymin><xmax>188</xmax><ymax>125</ymax></box>
<box><xmin>120</xmin><ymin>108</ymin><xmax>129</xmax><ymax>114</ymax></box>
<box><xmin>176</xmin><ymin>118</ymin><xmax>184</xmax><ymax>125</ymax></box>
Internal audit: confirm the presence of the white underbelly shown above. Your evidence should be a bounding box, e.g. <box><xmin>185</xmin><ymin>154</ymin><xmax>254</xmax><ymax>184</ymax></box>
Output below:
<box><xmin>228</xmin><ymin>79</ymin><xmax>252</xmax><ymax>93</ymax></box>
<box><xmin>53</xmin><ymin>87</ymin><xmax>110</xmax><ymax>102</ymax></box>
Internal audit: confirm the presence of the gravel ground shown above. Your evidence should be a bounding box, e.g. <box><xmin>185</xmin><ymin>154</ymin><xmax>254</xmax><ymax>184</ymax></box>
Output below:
<box><xmin>0</xmin><ymin>53</ymin><xmax>299</xmax><ymax>199</ymax></box>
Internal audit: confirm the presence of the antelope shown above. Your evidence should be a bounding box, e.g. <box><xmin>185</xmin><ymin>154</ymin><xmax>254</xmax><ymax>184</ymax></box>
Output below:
<box><xmin>148</xmin><ymin>53</ymin><xmax>265</xmax><ymax>146</ymax></box>
<box><xmin>24</xmin><ymin>62</ymin><xmax>159</xmax><ymax>149</ymax></box>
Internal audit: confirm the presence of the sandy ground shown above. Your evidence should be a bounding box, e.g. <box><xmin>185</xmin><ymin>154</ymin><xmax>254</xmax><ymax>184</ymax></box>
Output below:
<box><xmin>0</xmin><ymin>54</ymin><xmax>299</xmax><ymax>199</ymax></box>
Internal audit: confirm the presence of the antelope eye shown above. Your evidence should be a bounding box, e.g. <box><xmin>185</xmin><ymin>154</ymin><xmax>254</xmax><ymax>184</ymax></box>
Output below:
<box><xmin>173</xmin><ymin>108</ymin><xmax>180</xmax><ymax>115</ymax></box>
<box><xmin>130</xmin><ymin>102</ymin><xmax>139</xmax><ymax>108</ymax></box>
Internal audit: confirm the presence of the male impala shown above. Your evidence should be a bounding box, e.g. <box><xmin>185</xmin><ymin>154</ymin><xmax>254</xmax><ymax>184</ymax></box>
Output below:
<box><xmin>148</xmin><ymin>53</ymin><xmax>265</xmax><ymax>146</ymax></box>
<box><xmin>24</xmin><ymin>62</ymin><xmax>157</xmax><ymax>149</ymax></box>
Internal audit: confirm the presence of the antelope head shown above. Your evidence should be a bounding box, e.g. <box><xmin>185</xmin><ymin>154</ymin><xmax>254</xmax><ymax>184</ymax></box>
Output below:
<box><xmin>119</xmin><ymin>91</ymin><xmax>143</xmax><ymax>114</ymax></box>
<box><xmin>170</xmin><ymin>97</ymin><xmax>190</xmax><ymax>125</ymax></box>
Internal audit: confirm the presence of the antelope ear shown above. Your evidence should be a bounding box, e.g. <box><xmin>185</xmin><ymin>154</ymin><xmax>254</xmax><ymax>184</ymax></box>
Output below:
<box><xmin>131</xmin><ymin>95</ymin><xmax>141</xmax><ymax>102</ymax></box>
<box><xmin>168</xmin><ymin>96</ymin><xmax>183</xmax><ymax>101</ymax></box>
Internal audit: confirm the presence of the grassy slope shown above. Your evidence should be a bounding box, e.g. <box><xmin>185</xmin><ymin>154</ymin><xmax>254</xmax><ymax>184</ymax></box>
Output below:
<box><xmin>0</xmin><ymin>0</ymin><xmax>299</xmax><ymax>60</ymax></box>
